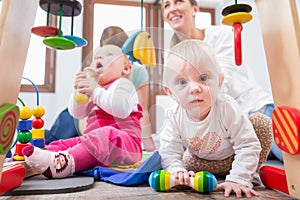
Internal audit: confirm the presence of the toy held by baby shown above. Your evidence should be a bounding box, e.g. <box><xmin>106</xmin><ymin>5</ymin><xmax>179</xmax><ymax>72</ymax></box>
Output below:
<box><xmin>148</xmin><ymin>170</ymin><xmax>217</xmax><ymax>193</ymax></box>
<box><xmin>74</xmin><ymin>67</ymin><xmax>98</xmax><ymax>104</ymax></box>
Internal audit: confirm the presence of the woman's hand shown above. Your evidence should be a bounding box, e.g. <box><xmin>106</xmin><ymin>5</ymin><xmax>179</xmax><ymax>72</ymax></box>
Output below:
<box><xmin>215</xmin><ymin>181</ymin><xmax>259</xmax><ymax>198</ymax></box>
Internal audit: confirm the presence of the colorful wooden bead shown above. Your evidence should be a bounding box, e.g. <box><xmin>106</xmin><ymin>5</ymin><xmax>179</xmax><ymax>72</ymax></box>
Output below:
<box><xmin>19</xmin><ymin>106</ymin><xmax>32</xmax><ymax>120</ymax></box>
<box><xmin>17</xmin><ymin>120</ymin><xmax>32</xmax><ymax>131</ymax></box>
<box><xmin>32</xmin><ymin>117</ymin><xmax>45</xmax><ymax>129</ymax></box>
<box><xmin>17</xmin><ymin>131</ymin><xmax>32</xmax><ymax>144</ymax></box>
<box><xmin>32</xmin><ymin>105</ymin><xmax>45</xmax><ymax>118</ymax></box>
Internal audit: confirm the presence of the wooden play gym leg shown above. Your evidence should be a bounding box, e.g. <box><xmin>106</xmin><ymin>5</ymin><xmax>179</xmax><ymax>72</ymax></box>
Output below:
<box><xmin>0</xmin><ymin>0</ymin><xmax>38</xmax><ymax>182</ymax></box>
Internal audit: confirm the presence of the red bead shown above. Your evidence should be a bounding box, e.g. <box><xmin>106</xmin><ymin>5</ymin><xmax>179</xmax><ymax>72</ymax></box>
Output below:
<box><xmin>15</xmin><ymin>143</ymin><xmax>30</xmax><ymax>155</ymax></box>
<box><xmin>32</xmin><ymin>117</ymin><xmax>44</xmax><ymax>129</ymax></box>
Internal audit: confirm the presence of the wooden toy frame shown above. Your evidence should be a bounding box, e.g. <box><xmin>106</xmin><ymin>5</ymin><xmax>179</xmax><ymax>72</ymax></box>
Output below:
<box><xmin>0</xmin><ymin>0</ymin><xmax>300</xmax><ymax>198</ymax></box>
<box><xmin>255</xmin><ymin>0</ymin><xmax>300</xmax><ymax>198</ymax></box>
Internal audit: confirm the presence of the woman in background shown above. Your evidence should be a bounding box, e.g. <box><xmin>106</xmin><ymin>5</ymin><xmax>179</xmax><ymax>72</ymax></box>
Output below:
<box><xmin>161</xmin><ymin>0</ymin><xmax>278</xmax><ymax>161</ymax></box>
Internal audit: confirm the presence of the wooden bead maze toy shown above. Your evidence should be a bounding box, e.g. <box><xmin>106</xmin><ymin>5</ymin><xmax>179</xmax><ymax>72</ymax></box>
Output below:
<box><xmin>13</xmin><ymin>97</ymin><xmax>32</xmax><ymax>161</ymax></box>
<box><xmin>12</xmin><ymin>77</ymin><xmax>46</xmax><ymax>161</ymax></box>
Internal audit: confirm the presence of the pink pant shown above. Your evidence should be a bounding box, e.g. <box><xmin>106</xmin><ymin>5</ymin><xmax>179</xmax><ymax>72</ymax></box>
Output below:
<box><xmin>46</xmin><ymin>126</ymin><xmax>142</xmax><ymax>172</ymax></box>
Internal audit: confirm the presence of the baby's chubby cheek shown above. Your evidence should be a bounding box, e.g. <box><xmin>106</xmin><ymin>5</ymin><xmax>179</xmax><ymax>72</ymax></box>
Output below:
<box><xmin>97</xmin><ymin>75</ymin><xmax>103</xmax><ymax>85</ymax></box>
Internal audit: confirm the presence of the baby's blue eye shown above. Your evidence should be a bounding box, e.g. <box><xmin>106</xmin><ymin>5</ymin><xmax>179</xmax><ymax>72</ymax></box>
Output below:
<box><xmin>200</xmin><ymin>75</ymin><xmax>208</xmax><ymax>81</ymax></box>
<box><xmin>178</xmin><ymin>79</ymin><xmax>187</xmax><ymax>85</ymax></box>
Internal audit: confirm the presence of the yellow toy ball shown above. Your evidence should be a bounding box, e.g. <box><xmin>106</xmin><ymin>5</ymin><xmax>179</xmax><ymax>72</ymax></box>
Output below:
<box><xmin>32</xmin><ymin>105</ymin><xmax>45</xmax><ymax>118</ymax></box>
<box><xmin>19</xmin><ymin>106</ymin><xmax>32</xmax><ymax>120</ymax></box>
<box><xmin>74</xmin><ymin>93</ymin><xmax>89</xmax><ymax>104</ymax></box>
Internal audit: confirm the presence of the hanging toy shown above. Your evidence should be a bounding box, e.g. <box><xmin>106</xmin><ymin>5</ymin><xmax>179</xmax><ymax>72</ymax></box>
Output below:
<box><xmin>121</xmin><ymin>0</ymin><xmax>156</xmax><ymax>67</ymax></box>
<box><xmin>31</xmin><ymin>2</ymin><xmax>60</xmax><ymax>38</ymax></box>
<box><xmin>221</xmin><ymin>1</ymin><xmax>252</xmax><ymax>66</ymax></box>
<box><xmin>13</xmin><ymin>77</ymin><xmax>46</xmax><ymax>161</ymax></box>
<box><xmin>32</xmin><ymin>0</ymin><xmax>87</xmax><ymax>50</ymax></box>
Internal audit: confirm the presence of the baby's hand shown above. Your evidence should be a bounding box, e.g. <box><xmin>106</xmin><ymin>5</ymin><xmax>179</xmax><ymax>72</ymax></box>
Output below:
<box><xmin>74</xmin><ymin>72</ymin><xmax>87</xmax><ymax>90</ymax></box>
<box><xmin>74</xmin><ymin>71</ymin><xmax>97</xmax><ymax>97</ymax></box>
<box><xmin>174</xmin><ymin>171</ymin><xmax>195</xmax><ymax>185</ymax></box>
<box><xmin>215</xmin><ymin>181</ymin><xmax>259</xmax><ymax>198</ymax></box>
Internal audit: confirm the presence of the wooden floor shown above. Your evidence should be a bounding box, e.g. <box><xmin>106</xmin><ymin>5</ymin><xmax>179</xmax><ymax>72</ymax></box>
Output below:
<box><xmin>1</xmin><ymin>147</ymin><xmax>296</xmax><ymax>199</ymax></box>
<box><xmin>0</xmin><ymin>180</ymin><xmax>297</xmax><ymax>200</ymax></box>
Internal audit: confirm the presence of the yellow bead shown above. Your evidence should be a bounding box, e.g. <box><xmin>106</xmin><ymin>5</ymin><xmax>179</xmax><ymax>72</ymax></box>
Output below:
<box><xmin>74</xmin><ymin>93</ymin><xmax>89</xmax><ymax>104</ymax></box>
<box><xmin>32</xmin><ymin>105</ymin><xmax>45</xmax><ymax>118</ymax></box>
<box><xmin>31</xmin><ymin>129</ymin><xmax>45</xmax><ymax>139</ymax></box>
<box><xmin>19</xmin><ymin>106</ymin><xmax>32</xmax><ymax>120</ymax></box>
<box><xmin>13</xmin><ymin>155</ymin><xmax>24</xmax><ymax>161</ymax></box>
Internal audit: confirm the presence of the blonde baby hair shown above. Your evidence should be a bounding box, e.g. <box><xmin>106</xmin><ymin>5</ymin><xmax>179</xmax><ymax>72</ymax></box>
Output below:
<box><xmin>163</xmin><ymin>39</ymin><xmax>223</xmax><ymax>85</ymax></box>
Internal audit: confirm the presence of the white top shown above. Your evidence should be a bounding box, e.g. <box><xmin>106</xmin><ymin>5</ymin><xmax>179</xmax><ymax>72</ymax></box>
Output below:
<box><xmin>130</xmin><ymin>62</ymin><xmax>149</xmax><ymax>89</ymax></box>
<box><xmin>201</xmin><ymin>25</ymin><xmax>273</xmax><ymax>114</ymax></box>
<box><xmin>159</xmin><ymin>94</ymin><xmax>261</xmax><ymax>188</ymax></box>
<box><xmin>68</xmin><ymin>78</ymin><xmax>139</xmax><ymax>119</ymax></box>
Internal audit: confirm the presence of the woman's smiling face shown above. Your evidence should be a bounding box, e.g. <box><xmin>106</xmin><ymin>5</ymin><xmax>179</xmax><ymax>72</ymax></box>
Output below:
<box><xmin>162</xmin><ymin>0</ymin><xmax>198</xmax><ymax>32</ymax></box>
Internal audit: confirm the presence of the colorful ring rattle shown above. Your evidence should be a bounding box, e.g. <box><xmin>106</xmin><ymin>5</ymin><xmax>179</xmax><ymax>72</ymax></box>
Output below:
<box><xmin>148</xmin><ymin>170</ymin><xmax>217</xmax><ymax>193</ymax></box>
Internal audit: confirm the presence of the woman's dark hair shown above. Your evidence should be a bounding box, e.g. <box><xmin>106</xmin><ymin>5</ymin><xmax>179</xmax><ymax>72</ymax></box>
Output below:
<box><xmin>100</xmin><ymin>26</ymin><xmax>128</xmax><ymax>48</ymax></box>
